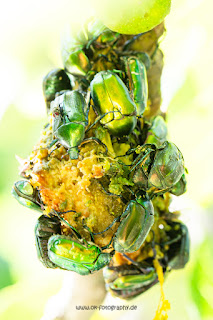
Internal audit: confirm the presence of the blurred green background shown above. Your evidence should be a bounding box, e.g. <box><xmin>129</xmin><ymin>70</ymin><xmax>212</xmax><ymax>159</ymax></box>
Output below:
<box><xmin>0</xmin><ymin>0</ymin><xmax>212</xmax><ymax>319</ymax></box>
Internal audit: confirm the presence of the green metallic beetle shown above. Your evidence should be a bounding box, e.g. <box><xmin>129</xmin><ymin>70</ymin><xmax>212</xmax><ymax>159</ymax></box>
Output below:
<box><xmin>61</xmin><ymin>19</ymin><xmax>122</xmax><ymax>81</ymax></box>
<box><xmin>48</xmin><ymin>235</ymin><xmax>112</xmax><ymax>275</ymax></box>
<box><xmin>11</xmin><ymin>179</ymin><xmax>154</xmax><ymax>258</ymax></box>
<box><xmin>113</xmin><ymin>196</ymin><xmax>154</xmax><ymax>253</ymax></box>
<box><xmin>87</xmin><ymin>142</ymin><xmax>184</xmax><ymax>255</ymax></box>
<box><xmin>132</xmin><ymin>141</ymin><xmax>185</xmax><ymax>195</ymax></box>
<box><xmin>124</xmin><ymin>56</ymin><xmax>148</xmax><ymax>116</ymax></box>
<box><xmin>161</xmin><ymin>220</ymin><xmax>190</xmax><ymax>270</ymax></box>
<box><xmin>94</xmin><ymin>139</ymin><xmax>185</xmax><ymax>254</ymax></box>
<box><xmin>170</xmin><ymin>174</ymin><xmax>187</xmax><ymax>196</ymax></box>
<box><xmin>11</xmin><ymin>182</ymin><xmax>113</xmax><ymax>274</ymax></box>
<box><xmin>145</xmin><ymin>115</ymin><xmax>168</xmax><ymax>147</ymax></box>
<box><xmin>35</xmin><ymin>214</ymin><xmax>113</xmax><ymax>275</ymax></box>
<box><xmin>42</xmin><ymin>68</ymin><xmax>72</xmax><ymax>113</ymax></box>
<box><xmin>35</xmin><ymin>215</ymin><xmax>61</xmax><ymax>268</ymax></box>
<box><xmin>104</xmin><ymin>263</ymin><xmax>158</xmax><ymax>300</ymax></box>
<box><xmin>148</xmin><ymin>141</ymin><xmax>185</xmax><ymax>190</ymax></box>
<box><xmin>50</xmin><ymin>90</ymin><xmax>88</xmax><ymax>159</ymax></box>
<box><xmin>11</xmin><ymin>180</ymin><xmax>43</xmax><ymax>212</ymax></box>
<box><xmin>82</xmin><ymin>190</ymin><xmax>155</xmax><ymax>255</ymax></box>
<box><xmin>62</xmin><ymin>19</ymin><xmax>107</xmax><ymax>76</ymax></box>
<box><xmin>104</xmin><ymin>220</ymin><xmax>189</xmax><ymax>299</ymax></box>
<box><xmin>96</xmin><ymin>29</ymin><xmax>120</xmax><ymax>45</ymax></box>
<box><xmin>63</xmin><ymin>49</ymin><xmax>91</xmax><ymax>77</ymax></box>
<box><xmin>90</xmin><ymin>71</ymin><xmax>137</xmax><ymax>137</ymax></box>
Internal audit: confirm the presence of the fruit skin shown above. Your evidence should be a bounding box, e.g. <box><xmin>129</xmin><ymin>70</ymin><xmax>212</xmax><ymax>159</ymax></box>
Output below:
<box><xmin>91</xmin><ymin>0</ymin><xmax>171</xmax><ymax>35</ymax></box>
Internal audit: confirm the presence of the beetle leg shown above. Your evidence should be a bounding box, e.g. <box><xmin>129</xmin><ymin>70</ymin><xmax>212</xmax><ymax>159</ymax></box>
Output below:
<box><xmin>160</xmin><ymin>234</ymin><xmax>182</xmax><ymax>247</ymax></box>
<box><xmin>114</xmin><ymin>146</ymin><xmax>141</xmax><ymax>159</ymax></box>
<box><xmin>122</xmin><ymin>254</ymin><xmax>152</xmax><ymax>274</ymax></box>
<box><xmin>32</xmin><ymin>139</ymin><xmax>59</xmax><ymax>156</ymax></box>
<box><xmin>89</xmin><ymin>216</ymin><xmax>121</xmax><ymax>236</ymax></box>
<box><xmin>82</xmin><ymin>216</ymin><xmax>119</xmax><ymax>250</ymax></box>
<box><xmin>48</xmin><ymin>138</ymin><xmax>59</xmax><ymax>149</ymax></box>
<box><xmin>82</xmin><ymin>218</ymin><xmax>95</xmax><ymax>243</ymax></box>
<box><xmin>93</xmin><ymin>54</ymin><xmax>109</xmax><ymax>63</ymax></box>
<box><xmin>83</xmin><ymin>218</ymin><xmax>115</xmax><ymax>252</ymax></box>
<box><xmin>130</xmin><ymin>149</ymin><xmax>153</xmax><ymax>173</ymax></box>
<box><xmin>61</xmin><ymin>152</ymin><xmax>69</xmax><ymax>159</ymax></box>
<box><xmin>85</xmin><ymin>110</ymin><xmax>117</xmax><ymax>133</ymax></box>
<box><xmin>48</xmin><ymin>145</ymin><xmax>60</xmax><ymax>157</ymax></box>
<box><xmin>148</xmin><ymin>187</ymin><xmax>170</xmax><ymax>199</ymax></box>
<box><xmin>130</xmin><ymin>144</ymin><xmax>155</xmax><ymax>167</ymax></box>
<box><xmin>123</xmin><ymin>34</ymin><xmax>144</xmax><ymax>51</ymax></box>
<box><xmin>52</xmin><ymin>209</ymin><xmax>82</xmax><ymax>239</ymax></box>
<box><xmin>80</xmin><ymin>137</ymin><xmax>108</xmax><ymax>156</ymax></box>
<box><xmin>100</xmin><ymin>237</ymin><xmax>115</xmax><ymax>250</ymax></box>
<box><xmin>99</xmin><ymin>181</ymin><xmax>126</xmax><ymax>201</ymax></box>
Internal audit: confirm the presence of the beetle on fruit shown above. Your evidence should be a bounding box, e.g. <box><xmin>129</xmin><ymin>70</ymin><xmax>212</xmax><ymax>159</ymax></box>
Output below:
<box><xmin>103</xmin><ymin>220</ymin><xmax>190</xmax><ymax>299</ymax></box>
<box><xmin>12</xmin><ymin>17</ymin><xmax>189</xmax><ymax>301</ymax></box>
<box><xmin>35</xmin><ymin>213</ymin><xmax>113</xmax><ymax>275</ymax></box>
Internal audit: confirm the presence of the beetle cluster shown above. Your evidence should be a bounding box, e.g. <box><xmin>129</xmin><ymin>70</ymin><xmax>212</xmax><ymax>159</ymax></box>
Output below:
<box><xmin>12</xmin><ymin>19</ymin><xmax>189</xmax><ymax>299</ymax></box>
